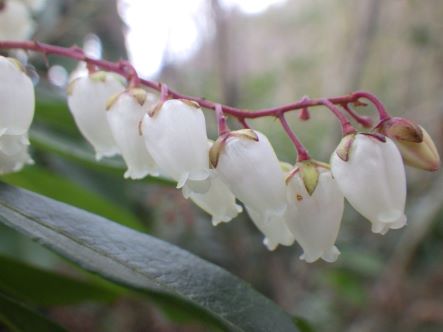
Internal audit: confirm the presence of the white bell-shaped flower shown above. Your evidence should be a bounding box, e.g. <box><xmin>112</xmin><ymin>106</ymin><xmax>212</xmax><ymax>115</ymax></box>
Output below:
<box><xmin>0</xmin><ymin>56</ymin><xmax>35</xmax><ymax>136</ymax></box>
<box><xmin>67</xmin><ymin>71</ymin><xmax>125</xmax><ymax>160</ymax></box>
<box><xmin>285</xmin><ymin>166</ymin><xmax>344</xmax><ymax>263</ymax></box>
<box><xmin>0</xmin><ymin>133</ymin><xmax>33</xmax><ymax>174</ymax></box>
<box><xmin>331</xmin><ymin>134</ymin><xmax>407</xmax><ymax>234</ymax></box>
<box><xmin>211</xmin><ymin>130</ymin><xmax>291</xmax><ymax>249</ymax></box>
<box><xmin>188</xmin><ymin>172</ymin><xmax>243</xmax><ymax>226</ymax></box>
<box><xmin>106</xmin><ymin>89</ymin><xmax>159</xmax><ymax>179</ymax></box>
<box><xmin>212</xmin><ymin>130</ymin><xmax>287</xmax><ymax>218</ymax></box>
<box><xmin>142</xmin><ymin>99</ymin><xmax>211</xmax><ymax>193</ymax></box>
<box><xmin>246</xmin><ymin>206</ymin><xmax>295</xmax><ymax>251</ymax></box>
<box><xmin>0</xmin><ymin>1</ymin><xmax>34</xmax><ymax>40</ymax></box>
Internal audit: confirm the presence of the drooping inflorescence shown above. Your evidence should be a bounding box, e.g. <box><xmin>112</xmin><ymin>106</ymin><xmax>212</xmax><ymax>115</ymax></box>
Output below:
<box><xmin>0</xmin><ymin>39</ymin><xmax>440</xmax><ymax>263</ymax></box>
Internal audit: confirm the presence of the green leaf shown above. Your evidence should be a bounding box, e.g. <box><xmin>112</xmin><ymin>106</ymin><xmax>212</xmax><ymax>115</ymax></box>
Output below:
<box><xmin>0</xmin><ymin>292</ymin><xmax>66</xmax><ymax>332</ymax></box>
<box><xmin>293</xmin><ymin>316</ymin><xmax>316</xmax><ymax>332</ymax></box>
<box><xmin>2</xmin><ymin>166</ymin><xmax>146</xmax><ymax>231</ymax></box>
<box><xmin>30</xmin><ymin>127</ymin><xmax>173</xmax><ymax>186</ymax></box>
<box><xmin>0</xmin><ymin>254</ymin><xmax>119</xmax><ymax>306</ymax></box>
<box><xmin>0</xmin><ymin>183</ymin><xmax>298</xmax><ymax>332</ymax></box>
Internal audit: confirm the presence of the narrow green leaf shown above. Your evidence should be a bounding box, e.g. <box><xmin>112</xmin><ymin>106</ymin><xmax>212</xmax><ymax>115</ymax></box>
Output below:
<box><xmin>2</xmin><ymin>166</ymin><xmax>146</xmax><ymax>231</ymax></box>
<box><xmin>0</xmin><ymin>255</ymin><xmax>119</xmax><ymax>306</ymax></box>
<box><xmin>30</xmin><ymin>127</ymin><xmax>174</xmax><ymax>186</ymax></box>
<box><xmin>0</xmin><ymin>183</ymin><xmax>298</xmax><ymax>332</ymax></box>
<box><xmin>0</xmin><ymin>292</ymin><xmax>66</xmax><ymax>332</ymax></box>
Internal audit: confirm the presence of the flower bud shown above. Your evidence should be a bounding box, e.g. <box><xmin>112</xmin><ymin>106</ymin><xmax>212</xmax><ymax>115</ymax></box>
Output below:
<box><xmin>331</xmin><ymin>133</ymin><xmax>407</xmax><ymax>234</ymax></box>
<box><xmin>285</xmin><ymin>163</ymin><xmax>344</xmax><ymax>263</ymax></box>
<box><xmin>0</xmin><ymin>56</ymin><xmax>35</xmax><ymax>136</ymax></box>
<box><xmin>376</xmin><ymin>117</ymin><xmax>440</xmax><ymax>171</ymax></box>
<box><xmin>142</xmin><ymin>99</ymin><xmax>211</xmax><ymax>193</ymax></box>
<box><xmin>393</xmin><ymin>126</ymin><xmax>440</xmax><ymax>172</ymax></box>
<box><xmin>106</xmin><ymin>88</ymin><xmax>159</xmax><ymax>179</ymax></box>
<box><xmin>0</xmin><ymin>1</ymin><xmax>34</xmax><ymax>40</ymax></box>
<box><xmin>67</xmin><ymin>71</ymin><xmax>125</xmax><ymax>160</ymax></box>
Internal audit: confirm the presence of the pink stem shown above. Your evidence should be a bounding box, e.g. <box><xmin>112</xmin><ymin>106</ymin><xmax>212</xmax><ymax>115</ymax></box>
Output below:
<box><xmin>352</xmin><ymin>91</ymin><xmax>390</xmax><ymax>121</ymax></box>
<box><xmin>160</xmin><ymin>83</ymin><xmax>169</xmax><ymax>102</ymax></box>
<box><xmin>278</xmin><ymin>114</ymin><xmax>310</xmax><ymax>162</ymax></box>
<box><xmin>0</xmin><ymin>41</ymin><xmax>390</xmax><ymax>124</ymax></box>
<box><xmin>320</xmin><ymin>99</ymin><xmax>356</xmax><ymax>136</ymax></box>
<box><xmin>341</xmin><ymin>104</ymin><xmax>373</xmax><ymax>128</ymax></box>
<box><xmin>215</xmin><ymin>104</ymin><xmax>229</xmax><ymax>136</ymax></box>
<box><xmin>238</xmin><ymin>117</ymin><xmax>250</xmax><ymax>129</ymax></box>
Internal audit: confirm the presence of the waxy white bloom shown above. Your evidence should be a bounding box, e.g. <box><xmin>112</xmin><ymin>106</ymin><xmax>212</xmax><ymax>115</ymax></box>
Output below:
<box><xmin>0</xmin><ymin>56</ymin><xmax>35</xmax><ymax>136</ymax></box>
<box><xmin>188</xmin><ymin>173</ymin><xmax>243</xmax><ymax>226</ymax></box>
<box><xmin>0</xmin><ymin>1</ymin><xmax>34</xmax><ymax>40</ymax></box>
<box><xmin>142</xmin><ymin>99</ymin><xmax>211</xmax><ymax>193</ymax></box>
<box><xmin>0</xmin><ymin>133</ymin><xmax>33</xmax><ymax>174</ymax></box>
<box><xmin>246</xmin><ymin>206</ymin><xmax>295</xmax><ymax>251</ymax></box>
<box><xmin>67</xmin><ymin>71</ymin><xmax>125</xmax><ymax>160</ymax></box>
<box><xmin>285</xmin><ymin>166</ymin><xmax>344</xmax><ymax>263</ymax></box>
<box><xmin>106</xmin><ymin>89</ymin><xmax>159</xmax><ymax>179</ymax></box>
<box><xmin>331</xmin><ymin>134</ymin><xmax>407</xmax><ymax>234</ymax></box>
<box><xmin>211</xmin><ymin>130</ymin><xmax>293</xmax><ymax>249</ymax></box>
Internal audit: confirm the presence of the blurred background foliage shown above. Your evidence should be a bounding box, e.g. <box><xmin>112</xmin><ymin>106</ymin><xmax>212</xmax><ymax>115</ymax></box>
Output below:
<box><xmin>0</xmin><ymin>0</ymin><xmax>442</xmax><ymax>331</ymax></box>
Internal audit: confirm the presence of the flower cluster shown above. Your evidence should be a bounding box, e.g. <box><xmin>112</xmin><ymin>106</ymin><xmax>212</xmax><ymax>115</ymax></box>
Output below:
<box><xmin>0</xmin><ymin>56</ymin><xmax>34</xmax><ymax>173</ymax></box>
<box><xmin>0</xmin><ymin>0</ymin><xmax>45</xmax><ymax>41</ymax></box>
<box><xmin>0</xmin><ymin>49</ymin><xmax>440</xmax><ymax>263</ymax></box>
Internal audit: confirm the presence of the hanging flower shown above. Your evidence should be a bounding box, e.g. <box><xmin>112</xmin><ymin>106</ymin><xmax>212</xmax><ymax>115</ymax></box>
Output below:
<box><xmin>141</xmin><ymin>99</ymin><xmax>211</xmax><ymax>193</ymax></box>
<box><xmin>331</xmin><ymin>133</ymin><xmax>407</xmax><ymax>234</ymax></box>
<box><xmin>210</xmin><ymin>129</ymin><xmax>292</xmax><ymax>249</ymax></box>
<box><xmin>0</xmin><ymin>133</ymin><xmax>33</xmax><ymax>174</ymax></box>
<box><xmin>106</xmin><ymin>88</ymin><xmax>159</xmax><ymax>179</ymax></box>
<box><xmin>188</xmin><ymin>172</ymin><xmax>243</xmax><ymax>226</ymax></box>
<box><xmin>0</xmin><ymin>0</ymin><xmax>34</xmax><ymax>40</ymax></box>
<box><xmin>285</xmin><ymin>161</ymin><xmax>344</xmax><ymax>263</ymax></box>
<box><xmin>246</xmin><ymin>206</ymin><xmax>295</xmax><ymax>251</ymax></box>
<box><xmin>184</xmin><ymin>140</ymin><xmax>243</xmax><ymax>226</ymax></box>
<box><xmin>0</xmin><ymin>56</ymin><xmax>35</xmax><ymax>136</ymax></box>
<box><xmin>67</xmin><ymin>71</ymin><xmax>125</xmax><ymax>160</ymax></box>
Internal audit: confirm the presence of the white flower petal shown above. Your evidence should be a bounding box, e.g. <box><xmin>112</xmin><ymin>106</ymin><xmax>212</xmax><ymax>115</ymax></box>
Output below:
<box><xmin>189</xmin><ymin>174</ymin><xmax>243</xmax><ymax>226</ymax></box>
<box><xmin>68</xmin><ymin>72</ymin><xmax>125</xmax><ymax>160</ymax></box>
<box><xmin>216</xmin><ymin>131</ymin><xmax>287</xmax><ymax>217</ymax></box>
<box><xmin>246</xmin><ymin>206</ymin><xmax>294</xmax><ymax>251</ymax></box>
<box><xmin>0</xmin><ymin>133</ymin><xmax>33</xmax><ymax>174</ymax></box>
<box><xmin>0</xmin><ymin>56</ymin><xmax>35</xmax><ymax>135</ymax></box>
<box><xmin>106</xmin><ymin>91</ymin><xmax>159</xmax><ymax>179</ymax></box>
<box><xmin>331</xmin><ymin>134</ymin><xmax>407</xmax><ymax>234</ymax></box>
<box><xmin>286</xmin><ymin>170</ymin><xmax>344</xmax><ymax>263</ymax></box>
<box><xmin>142</xmin><ymin>99</ymin><xmax>210</xmax><ymax>192</ymax></box>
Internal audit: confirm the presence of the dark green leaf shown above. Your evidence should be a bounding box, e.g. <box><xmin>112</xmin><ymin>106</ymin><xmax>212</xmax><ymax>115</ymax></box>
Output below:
<box><xmin>30</xmin><ymin>127</ymin><xmax>174</xmax><ymax>186</ymax></box>
<box><xmin>0</xmin><ymin>183</ymin><xmax>298</xmax><ymax>332</ymax></box>
<box><xmin>0</xmin><ymin>292</ymin><xmax>66</xmax><ymax>332</ymax></box>
<box><xmin>2</xmin><ymin>166</ymin><xmax>146</xmax><ymax>231</ymax></box>
<box><xmin>0</xmin><ymin>255</ymin><xmax>119</xmax><ymax>306</ymax></box>
<box><xmin>293</xmin><ymin>316</ymin><xmax>316</xmax><ymax>332</ymax></box>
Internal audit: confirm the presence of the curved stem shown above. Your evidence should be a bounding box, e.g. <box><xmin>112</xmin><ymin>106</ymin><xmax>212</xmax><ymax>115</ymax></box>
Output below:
<box><xmin>352</xmin><ymin>91</ymin><xmax>390</xmax><ymax>121</ymax></box>
<box><xmin>0</xmin><ymin>40</ymin><xmax>389</xmax><ymax>124</ymax></box>
<box><xmin>320</xmin><ymin>99</ymin><xmax>357</xmax><ymax>136</ymax></box>
<box><xmin>278</xmin><ymin>114</ymin><xmax>310</xmax><ymax>162</ymax></box>
<box><xmin>238</xmin><ymin>117</ymin><xmax>250</xmax><ymax>129</ymax></box>
<box><xmin>341</xmin><ymin>103</ymin><xmax>373</xmax><ymax>128</ymax></box>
